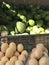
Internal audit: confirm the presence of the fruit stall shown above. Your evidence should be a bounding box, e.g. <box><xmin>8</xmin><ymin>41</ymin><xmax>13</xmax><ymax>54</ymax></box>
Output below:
<box><xmin>0</xmin><ymin>0</ymin><xmax>49</xmax><ymax>65</ymax></box>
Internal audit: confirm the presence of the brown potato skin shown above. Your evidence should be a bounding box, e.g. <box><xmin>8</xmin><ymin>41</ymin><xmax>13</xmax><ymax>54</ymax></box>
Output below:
<box><xmin>15</xmin><ymin>60</ymin><xmax>23</xmax><ymax>65</ymax></box>
<box><xmin>1</xmin><ymin>43</ymin><xmax>8</xmax><ymax>53</ymax></box>
<box><xmin>0</xmin><ymin>52</ymin><xmax>4</xmax><ymax>60</ymax></box>
<box><xmin>5</xmin><ymin>48</ymin><xmax>14</xmax><ymax>58</ymax></box>
<box><xmin>5</xmin><ymin>61</ymin><xmax>14</xmax><ymax>65</ymax></box>
<box><xmin>39</xmin><ymin>56</ymin><xmax>49</xmax><ymax>65</ymax></box>
<box><xmin>34</xmin><ymin>49</ymin><xmax>43</xmax><ymax>59</ymax></box>
<box><xmin>17</xmin><ymin>44</ymin><xmax>24</xmax><ymax>53</ymax></box>
<box><xmin>18</xmin><ymin>54</ymin><xmax>26</xmax><ymax>62</ymax></box>
<box><xmin>0</xmin><ymin>61</ymin><xmax>5</xmax><ymax>65</ymax></box>
<box><xmin>10</xmin><ymin>56</ymin><xmax>17</xmax><ymax>63</ymax></box>
<box><xmin>29</xmin><ymin>58</ymin><xmax>38</xmax><ymax>65</ymax></box>
<box><xmin>1</xmin><ymin>56</ymin><xmax>9</xmax><ymax>64</ymax></box>
<box><xmin>9</xmin><ymin>42</ymin><xmax>16</xmax><ymax>52</ymax></box>
<box><xmin>21</xmin><ymin>50</ymin><xmax>28</xmax><ymax>57</ymax></box>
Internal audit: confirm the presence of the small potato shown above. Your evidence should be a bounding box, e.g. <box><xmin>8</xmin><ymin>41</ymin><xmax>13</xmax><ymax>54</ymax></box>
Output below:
<box><xmin>1</xmin><ymin>56</ymin><xmax>9</xmax><ymax>64</ymax></box>
<box><xmin>18</xmin><ymin>54</ymin><xmax>26</xmax><ymax>62</ymax></box>
<box><xmin>32</xmin><ymin>48</ymin><xmax>36</xmax><ymax>52</ymax></box>
<box><xmin>30</xmin><ymin>52</ymin><xmax>35</xmax><ymax>59</ymax></box>
<box><xmin>34</xmin><ymin>49</ymin><xmax>43</xmax><ymax>59</ymax></box>
<box><xmin>39</xmin><ymin>56</ymin><xmax>49</xmax><ymax>65</ymax></box>
<box><xmin>9</xmin><ymin>42</ymin><xmax>16</xmax><ymax>52</ymax></box>
<box><xmin>5</xmin><ymin>48</ymin><xmax>14</xmax><ymax>58</ymax></box>
<box><xmin>44</xmin><ymin>48</ymin><xmax>48</xmax><ymax>54</ymax></box>
<box><xmin>0</xmin><ymin>52</ymin><xmax>4</xmax><ymax>60</ymax></box>
<box><xmin>5</xmin><ymin>61</ymin><xmax>14</xmax><ymax>65</ymax></box>
<box><xmin>10</xmin><ymin>56</ymin><xmax>17</xmax><ymax>63</ymax></box>
<box><xmin>17</xmin><ymin>44</ymin><xmax>24</xmax><ymax>53</ymax></box>
<box><xmin>14</xmin><ymin>51</ymin><xmax>19</xmax><ymax>57</ymax></box>
<box><xmin>36</xmin><ymin>44</ymin><xmax>45</xmax><ymax>51</ymax></box>
<box><xmin>43</xmin><ymin>52</ymin><xmax>48</xmax><ymax>57</ymax></box>
<box><xmin>0</xmin><ymin>61</ymin><xmax>4</xmax><ymax>65</ymax></box>
<box><xmin>29</xmin><ymin>58</ymin><xmax>38</xmax><ymax>65</ymax></box>
<box><xmin>21</xmin><ymin>50</ymin><xmax>28</xmax><ymax>57</ymax></box>
<box><xmin>15</xmin><ymin>60</ymin><xmax>23</xmax><ymax>65</ymax></box>
<box><xmin>30</xmin><ymin>48</ymin><xmax>36</xmax><ymax>59</ymax></box>
<box><xmin>1</xmin><ymin>43</ymin><xmax>8</xmax><ymax>53</ymax></box>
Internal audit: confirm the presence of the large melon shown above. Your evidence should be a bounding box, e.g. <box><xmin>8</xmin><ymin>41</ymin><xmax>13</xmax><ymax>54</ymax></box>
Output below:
<box><xmin>16</xmin><ymin>22</ymin><xmax>26</xmax><ymax>33</ymax></box>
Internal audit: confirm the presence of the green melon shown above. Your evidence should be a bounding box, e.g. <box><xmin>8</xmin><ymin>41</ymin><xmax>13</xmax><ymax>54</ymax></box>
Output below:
<box><xmin>20</xmin><ymin>15</ymin><xmax>26</xmax><ymax>22</ymax></box>
<box><xmin>30</xmin><ymin>30</ymin><xmax>36</xmax><ymax>34</ymax></box>
<box><xmin>16</xmin><ymin>22</ymin><xmax>26</xmax><ymax>33</ymax></box>
<box><xmin>32</xmin><ymin>25</ymin><xmax>40</xmax><ymax>34</ymax></box>
<box><xmin>28</xmin><ymin>19</ymin><xmax>35</xmax><ymax>26</ymax></box>
<box><xmin>45</xmin><ymin>28</ymin><xmax>49</xmax><ymax>33</ymax></box>
<box><xmin>10</xmin><ymin>31</ymin><xmax>15</xmax><ymax>35</ymax></box>
<box><xmin>15</xmin><ymin>27</ymin><xmax>19</xmax><ymax>34</ymax></box>
<box><xmin>39</xmin><ymin>27</ymin><xmax>45</xmax><ymax>32</ymax></box>
<box><xmin>26</xmin><ymin>26</ymin><xmax>33</xmax><ymax>32</ymax></box>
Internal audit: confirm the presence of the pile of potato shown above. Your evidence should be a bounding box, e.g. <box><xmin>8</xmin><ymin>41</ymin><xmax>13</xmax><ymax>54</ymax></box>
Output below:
<box><xmin>28</xmin><ymin>44</ymin><xmax>49</xmax><ymax>65</ymax></box>
<box><xmin>0</xmin><ymin>42</ymin><xmax>28</xmax><ymax>65</ymax></box>
<box><xmin>0</xmin><ymin>42</ymin><xmax>49</xmax><ymax>65</ymax></box>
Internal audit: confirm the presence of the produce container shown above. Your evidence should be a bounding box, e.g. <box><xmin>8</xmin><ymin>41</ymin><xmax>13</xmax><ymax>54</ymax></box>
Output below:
<box><xmin>0</xmin><ymin>34</ymin><xmax>49</xmax><ymax>52</ymax></box>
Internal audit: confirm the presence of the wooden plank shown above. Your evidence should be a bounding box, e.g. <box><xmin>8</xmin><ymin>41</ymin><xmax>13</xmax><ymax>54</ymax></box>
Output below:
<box><xmin>25</xmin><ymin>0</ymin><xmax>49</xmax><ymax>5</ymax></box>
<box><xmin>0</xmin><ymin>0</ymin><xmax>49</xmax><ymax>5</ymax></box>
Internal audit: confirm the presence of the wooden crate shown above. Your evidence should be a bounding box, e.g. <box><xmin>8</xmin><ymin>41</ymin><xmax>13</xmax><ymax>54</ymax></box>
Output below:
<box><xmin>0</xmin><ymin>34</ymin><xmax>49</xmax><ymax>52</ymax></box>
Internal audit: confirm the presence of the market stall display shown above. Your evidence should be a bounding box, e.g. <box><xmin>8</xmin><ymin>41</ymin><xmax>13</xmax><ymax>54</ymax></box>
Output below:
<box><xmin>0</xmin><ymin>0</ymin><xmax>49</xmax><ymax>65</ymax></box>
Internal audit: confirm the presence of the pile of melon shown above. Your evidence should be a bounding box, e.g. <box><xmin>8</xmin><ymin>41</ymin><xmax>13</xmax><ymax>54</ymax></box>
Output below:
<box><xmin>0</xmin><ymin>42</ymin><xmax>28</xmax><ymax>65</ymax></box>
<box><xmin>28</xmin><ymin>44</ymin><xmax>49</xmax><ymax>65</ymax></box>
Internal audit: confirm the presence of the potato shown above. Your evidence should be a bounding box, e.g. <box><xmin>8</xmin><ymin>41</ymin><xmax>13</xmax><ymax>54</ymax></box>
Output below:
<box><xmin>14</xmin><ymin>51</ymin><xmax>19</xmax><ymax>57</ymax></box>
<box><xmin>5</xmin><ymin>61</ymin><xmax>14</xmax><ymax>65</ymax></box>
<box><xmin>0</xmin><ymin>52</ymin><xmax>4</xmax><ymax>60</ymax></box>
<box><xmin>43</xmin><ymin>52</ymin><xmax>48</xmax><ymax>57</ymax></box>
<box><xmin>36</xmin><ymin>44</ymin><xmax>48</xmax><ymax>54</ymax></box>
<box><xmin>15</xmin><ymin>60</ymin><xmax>23</xmax><ymax>65</ymax></box>
<box><xmin>10</xmin><ymin>56</ymin><xmax>17</xmax><ymax>63</ymax></box>
<box><xmin>36</xmin><ymin>44</ymin><xmax>45</xmax><ymax>51</ymax></box>
<box><xmin>21</xmin><ymin>50</ymin><xmax>28</xmax><ymax>57</ymax></box>
<box><xmin>9</xmin><ymin>42</ymin><xmax>16</xmax><ymax>52</ymax></box>
<box><xmin>17</xmin><ymin>44</ymin><xmax>24</xmax><ymax>53</ymax></box>
<box><xmin>1</xmin><ymin>43</ymin><xmax>8</xmax><ymax>53</ymax></box>
<box><xmin>30</xmin><ymin>52</ymin><xmax>35</xmax><ymax>59</ymax></box>
<box><xmin>32</xmin><ymin>48</ymin><xmax>36</xmax><ymax>52</ymax></box>
<box><xmin>30</xmin><ymin>48</ymin><xmax>36</xmax><ymax>59</ymax></box>
<box><xmin>34</xmin><ymin>49</ymin><xmax>43</xmax><ymax>59</ymax></box>
<box><xmin>18</xmin><ymin>54</ymin><xmax>26</xmax><ymax>62</ymax></box>
<box><xmin>44</xmin><ymin>48</ymin><xmax>48</xmax><ymax>54</ymax></box>
<box><xmin>39</xmin><ymin>56</ymin><xmax>49</xmax><ymax>65</ymax></box>
<box><xmin>5</xmin><ymin>48</ymin><xmax>14</xmax><ymax>58</ymax></box>
<box><xmin>29</xmin><ymin>58</ymin><xmax>38</xmax><ymax>65</ymax></box>
<box><xmin>1</xmin><ymin>56</ymin><xmax>9</xmax><ymax>64</ymax></box>
<box><xmin>0</xmin><ymin>61</ymin><xmax>4</xmax><ymax>65</ymax></box>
